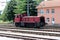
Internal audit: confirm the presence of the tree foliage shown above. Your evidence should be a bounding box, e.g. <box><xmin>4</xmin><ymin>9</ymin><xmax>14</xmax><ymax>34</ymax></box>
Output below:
<box><xmin>7</xmin><ymin>0</ymin><xmax>17</xmax><ymax>21</ymax></box>
<box><xmin>35</xmin><ymin>0</ymin><xmax>43</xmax><ymax>4</ymax></box>
<box><xmin>2</xmin><ymin>0</ymin><xmax>43</xmax><ymax>21</ymax></box>
<box><xmin>14</xmin><ymin>0</ymin><xmax>40</xmax><ymax>16</ymax></box>
<box><xmin>2</xmin><ymin>0</ymin><xmax>17</xmax><ymax>21</ymax></box>
<box><xmin>24</xmin><ymin>0</ymin><xmax>43</xmax><ymax>16</ymax></box>
<box><xmin>14</xmin><ymin>0</ymin><xmax>27</xmax><ymax>14</ymax></box>
<box><xmin>1</xmin><ymin>2</ymin><xmax>9</xmax><ymax>21</ymax></box>
<box><xmin>29</xmin><ymin>0</ymin><xmax>37</xmax><ymax>16</ymax></box>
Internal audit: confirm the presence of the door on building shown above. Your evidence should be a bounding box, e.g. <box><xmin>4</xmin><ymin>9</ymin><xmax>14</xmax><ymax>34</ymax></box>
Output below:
<box><xmin>52</xmin><ymin>18</ymin><xmax>55</xmax><ymax>24</ymax></box>
<box><xmin>40</xmin><ymin>16</ymin><xmax>45</xmax><ymax>26</ymax></box>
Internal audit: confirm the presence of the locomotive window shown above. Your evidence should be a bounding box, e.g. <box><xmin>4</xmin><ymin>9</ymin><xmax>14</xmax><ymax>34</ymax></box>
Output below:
<box><xmin>15</xmin><ymin>16</ymin><xmax>19</xmax><ymax>18</ymax></box>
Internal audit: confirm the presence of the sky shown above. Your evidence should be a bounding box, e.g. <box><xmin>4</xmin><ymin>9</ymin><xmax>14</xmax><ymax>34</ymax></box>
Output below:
<box><xmin>0</xmin><ymin>0</ymin><xmax>11</xmax><ymax>10</ymax></box>
<box><xmin>0</xmin><ymin>0</ymin><xmax>6</xmax><ymax>10</ymax></box>
<box><xmin>0</xmin><ymin>0</ymin><xmax>10</xmax><ymax>2</ymax></box>
<box><xmin>0</xmin><ymin>0</ymin><xmax>10</xmax><ymax>14</ymax></box>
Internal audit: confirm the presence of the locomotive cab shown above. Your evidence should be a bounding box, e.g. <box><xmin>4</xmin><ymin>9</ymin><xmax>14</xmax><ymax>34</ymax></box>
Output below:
<box><xmin>14</xmin><ymin>14</ymin><xmax>22</xmax><ymax>27</ymax></box>
<box><xmin>40</xmin><ymin>16</ymin><xmax>45</xmax><ymax>27</ymax></box>
<box><xmin>14</xmin><ymin>13</ymin><xmax>27</xmax><ymax>27</ymax></box>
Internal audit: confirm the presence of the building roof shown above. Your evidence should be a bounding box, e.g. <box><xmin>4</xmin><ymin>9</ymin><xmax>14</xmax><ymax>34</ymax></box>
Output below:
<box><xmin>36</xmin><ymin>0</ymin><xmax>60</xmax><ymax>8</ymax></box>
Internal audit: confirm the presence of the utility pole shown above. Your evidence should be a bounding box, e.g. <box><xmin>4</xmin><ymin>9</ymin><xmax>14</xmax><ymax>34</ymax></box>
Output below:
<box><xmin>27</xmin><ymin>0</ymin><xmax>30</xmax><ymax>16</ymax></box>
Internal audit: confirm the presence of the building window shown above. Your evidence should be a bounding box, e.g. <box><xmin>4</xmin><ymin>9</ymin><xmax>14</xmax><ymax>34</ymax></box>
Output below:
<box><xmin>52</xmin><ymin>9</ymin><xmax>55</xmax><ymax>13</ymax></box>
<box><xmin>46</xmin><ymin>18</ymin><xmax>50</xmax><ymax>23</ymax></box>
<box><xmin>40</xmin><ymin>9</ymin><xmax>44</xmax><ymax>14</ymax></box>
<box><xmin>46</xmin><ymin>9</ymin><xmax>49</xmax><ymax>13</ymax></box>
<box><xmin>52</xmin><ymin>18</ymin><xmax>55</xmax><ymax>21</ymax></box>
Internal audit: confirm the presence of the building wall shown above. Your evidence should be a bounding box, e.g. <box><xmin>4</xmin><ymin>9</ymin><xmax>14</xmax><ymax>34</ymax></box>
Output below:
<box><xmin>37</xmin><ymin>7</ymin><xmax>60</xmax><ymax>24</ymax></box>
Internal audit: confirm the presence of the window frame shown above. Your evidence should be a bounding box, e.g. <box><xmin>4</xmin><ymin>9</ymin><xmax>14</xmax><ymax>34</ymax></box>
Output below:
<box><xmin>40</xmin><ymin>9</ymin><xmax>44</xmax><ymax>14</ymax></box>
<box><xmin>46</xmin><ymin>9</ymin><xmax>49</xmax><ymax>14</ymax></box>
<box><xmin>51</xmin><ymin>9</ymin><xmax>55</xmax><ymax>13</ymax></box>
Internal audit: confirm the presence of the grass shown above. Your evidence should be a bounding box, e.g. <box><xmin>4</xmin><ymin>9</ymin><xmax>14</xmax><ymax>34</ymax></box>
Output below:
<box><xmin>0</xmin><ymin>20</ymin><xmax>13</xmax><ymax>23</ymax></box>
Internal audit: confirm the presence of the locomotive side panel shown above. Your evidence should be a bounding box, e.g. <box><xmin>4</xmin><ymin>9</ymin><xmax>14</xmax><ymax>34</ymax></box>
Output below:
<box><xmin>22</xmin><ymin>16</ymin><xmax>41</xmax><ymax>28</ymax></box>
<box><xmin>22</xmin><ymin>16</ymin><xmax>40</xmax><ymax>23</ymax></box>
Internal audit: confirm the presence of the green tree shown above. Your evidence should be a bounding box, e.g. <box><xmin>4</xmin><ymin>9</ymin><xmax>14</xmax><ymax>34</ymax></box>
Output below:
<box><xmin>30</xmin><ymin>0</ymin><xmax>37</xmax><ymax>16</ymax></box>
<box><xmin>29</xmin><ymin>0</ymin><xmax>43</xmax><ymax>16</ymax></box>
<box><xmin>35</xmin><ymin>0</ymin><xmax>43</xmax><ymax>4</ymax></box>
<box><xmin>26</xmin><ymin>0</ymin><xmax>37</xmax><ymax>16</ymax></box>
<box><xmin>14</xmin><ymin>0</ymin><xmax>42</xmax><ymax>16</ymax></box>
<box><xmin>1</xmin><ymin>2</ymin><xmax>9</xmax><ymax>21</ymax></box>
<box><xmin>2</xmin><ymin>0</ymin><xmax>43</xmax><ymax>21</ymax></box>
<box><xmin>14</xmin><ymin>0</ymin><xmax>27</xmax><ymax>14</ymax></box>
<box><xmin>7</xmin><ymin>0</ymin><xmax>17</xmax><ymax>21</ymax></box>
<box><xmin>2</xmin><ymin>0</ymin><xmax>17</xmax><ymax>21</ymax></box>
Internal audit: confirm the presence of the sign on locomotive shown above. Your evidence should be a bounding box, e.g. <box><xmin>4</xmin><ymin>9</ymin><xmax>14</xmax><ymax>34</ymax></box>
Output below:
<box><xmin>14</xmin><ymin>13</ymin><xmax>46</xmax><ymax>28</ymax></box>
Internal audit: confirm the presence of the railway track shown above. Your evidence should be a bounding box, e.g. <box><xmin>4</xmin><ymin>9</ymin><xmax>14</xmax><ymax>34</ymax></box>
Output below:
<box><xmin>0</xmin><ymin>28</ymin><xmax>60</xmax><ymax>37</ymax></box>
<box><xmin>0</xmin><ymin>23</ymin><xmax>60</xmax><ymax>40</ymax></box>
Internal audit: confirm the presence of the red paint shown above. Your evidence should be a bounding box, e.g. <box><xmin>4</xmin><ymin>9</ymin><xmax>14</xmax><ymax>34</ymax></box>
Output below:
<box><xmin>22</xmin><ymin>16</ymin><xmax>40</xmax><ymax>23</ymax></box>
<box><xmin>14</xmin><ymin>13</ymin><xmax>27</xmax><ymax>23</ymax></box>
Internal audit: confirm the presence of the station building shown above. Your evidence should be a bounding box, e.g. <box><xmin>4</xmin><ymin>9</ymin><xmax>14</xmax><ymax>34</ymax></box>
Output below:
<box><xmin>36</xmin><ymin>0</ymin><xmax>60</xmax><ymax>24</ymax></box>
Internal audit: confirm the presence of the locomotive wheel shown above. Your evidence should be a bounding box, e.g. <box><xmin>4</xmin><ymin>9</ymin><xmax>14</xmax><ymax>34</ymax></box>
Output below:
<box><xmin>34</xmin><ymin>23</ymin><xmax>37</xmax><ymax>28</ymax></box>
<box><xmin>15</xmin><ymin>23</ymin><xmax>20</xmax><ymax>27</ymax></box>
<box><xmin>39</xmin><ymin>22</ymin><xmax>45</xmax><ymax>28</ymax></box>
<box><xmin>15</xmin><ymin>23</ymin><xmax>18</xmax><ymax>27</ymax></box>
<box><xmin>24</xmin><ymin>23</ymin><xmax>35</xmax><ymax>28</ymax></box>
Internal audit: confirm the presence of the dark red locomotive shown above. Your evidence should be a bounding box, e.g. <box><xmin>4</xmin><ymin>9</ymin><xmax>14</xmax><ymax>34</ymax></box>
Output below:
<box><xmin>14</xmin><ymin>13</ymin><xmax>45</xmax><ymax>28</ymax></box>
